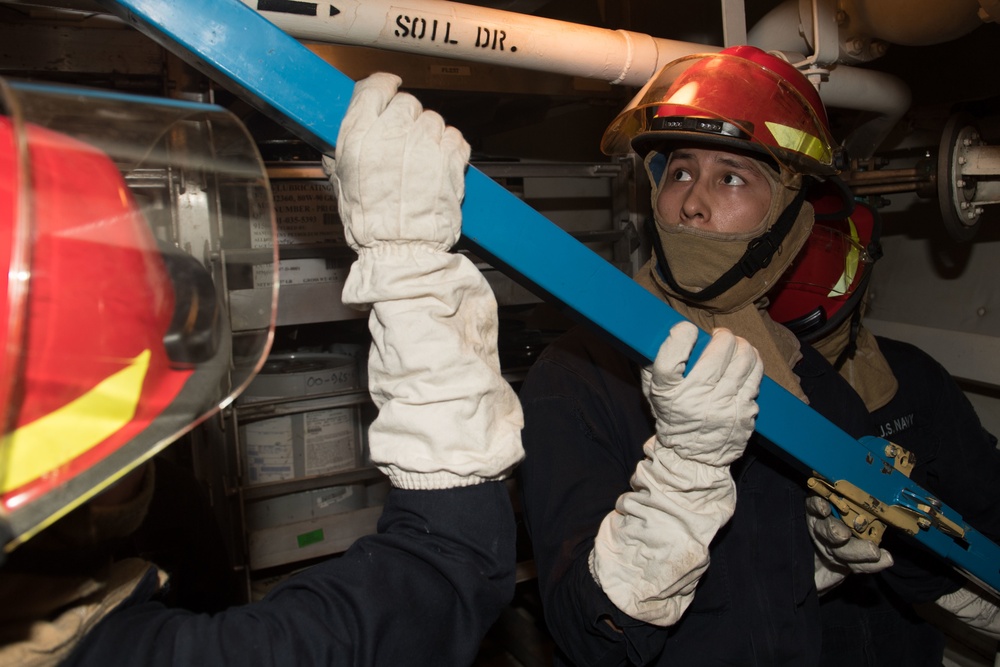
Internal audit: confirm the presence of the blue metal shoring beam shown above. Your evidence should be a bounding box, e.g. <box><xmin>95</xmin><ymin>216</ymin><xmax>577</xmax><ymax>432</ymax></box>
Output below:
<box><xmin>98</xmin><ymin>0</ymin><xmax>1000</xmax><ymax>596</ymax></box>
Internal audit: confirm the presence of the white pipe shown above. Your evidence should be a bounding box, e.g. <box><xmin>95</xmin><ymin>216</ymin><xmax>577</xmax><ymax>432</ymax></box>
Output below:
<box><xmin>749</xmin><ymin>0</ymin><xmax>924</xmax><ymax>161</ymax></box>
<box><xmin>821</xmin><ymin>64</ymin><xmax>912</xmax><ymax>160</ymax></box>
<box><xmin>747</xmin><ymin>0</ymin><xmax>811</xmax><ymax>54</ymax></box>
<box><xmin>244</xmin><ymin>0</ymin><xmax>718</xmax><ymax>88</ymax></box>
<box><xmin>720</xmin><ymin>0</ymin><xmax>748</xmax><ymax>46</ymax></box>
<box><xmin>750</xmin><ymin>0</ymin><xmax>988</xmax><ymax>57</ymax></box>
<box><xmin>839</xmin><ymin>0</ymin><xmax>985</xmax><ymax>46</ymax></box>
<box><xmin>250</xmin><ymin>0</ymin><xmax>910</xmax><ymax>162</ymax></box>
<box><xmin>796</xmin><ymin>0</ymin><xmax>842</xmax><ymax>67</ymax></box>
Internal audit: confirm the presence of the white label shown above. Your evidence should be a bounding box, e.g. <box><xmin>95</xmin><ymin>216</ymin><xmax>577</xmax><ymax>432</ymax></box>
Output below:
<box><xmin>244</xmin><ymin>417</ymin><xmax>294</xmax><ymax>484</ymax></box>
<box><xmin>250</xmin><ymin>186</ymin><xmax>275</xmax><ymax>248</ymax></box>
<box><xmin>262</xmin><ymin>181</ymin><xmax>343</xmax><ymax>248</ymax></box>
<box><xmin>431</xmin><ymin>65</ymin><xmax>471</xmax><ymax>76</ymax></box>
<box><xmin>303</xmin><ymin>409</ymin><xmax>356</xmax><ymax>476</ymax></box>
<box><xmin>253</xmin><ymin>257</ymin><xmax>346</xmax><ymax>289</ymax></box>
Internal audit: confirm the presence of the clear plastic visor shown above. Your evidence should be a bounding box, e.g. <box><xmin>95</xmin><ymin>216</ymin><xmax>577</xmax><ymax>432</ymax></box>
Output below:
<box><xmin>0</xmin><ymin>78</ymin><xmax>278</xmax><ymax>549</ymax></box>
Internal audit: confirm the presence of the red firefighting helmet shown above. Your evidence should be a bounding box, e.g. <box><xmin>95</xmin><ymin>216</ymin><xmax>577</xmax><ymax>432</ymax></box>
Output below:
<box><xmin>601</xmin><ymin>45</ymin><xmax>844</xmax><ymax>176</ymax></box>
<box><xmin>767</xmin><ymin>180</ymin><xmax>882</xmax><ymax>342</ymax></box>
<box><xmin>0</xmin><ymin>81</ymin><xmax>278</xmax><ymax>551</ymax></box>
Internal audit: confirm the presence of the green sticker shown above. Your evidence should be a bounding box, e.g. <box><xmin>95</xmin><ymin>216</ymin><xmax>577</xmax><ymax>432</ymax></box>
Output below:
<box><xmin>297</xmin><ymin>528</ymin><xmax>324</xmax><ymax>548</ymax></box>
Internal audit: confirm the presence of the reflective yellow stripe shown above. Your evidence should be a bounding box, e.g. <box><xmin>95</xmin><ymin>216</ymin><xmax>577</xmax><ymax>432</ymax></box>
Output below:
<box><xmin>765</xmin><ymin>121</ymin><xmax>831</xmax><ymax>164</ymax></box>
<box><xmin>829</xmin><ymin>217</ymin><xmax>861</xmax><ymax>297</ymax></box>
<box><xmin>1</xmin><ymin>350</ymin><xmax>151</xmax><ymax>493</ymax></box>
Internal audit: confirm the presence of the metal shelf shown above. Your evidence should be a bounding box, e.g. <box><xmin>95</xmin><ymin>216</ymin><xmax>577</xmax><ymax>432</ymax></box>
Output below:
<box><xmin>235</xmin><ymin>388</ymin><xmax>372</xmax><ymax>422</ymax></box>
<box><xmin>239</xmin><ymin>465</ymin><xmax>386</xmax><ymax>502</ymax></box>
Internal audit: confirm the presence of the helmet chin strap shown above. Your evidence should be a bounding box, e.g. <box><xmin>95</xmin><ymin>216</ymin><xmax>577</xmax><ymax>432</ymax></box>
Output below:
<box><xmin>833</xmin><ymin>306</ymin><xmax>864</xmax><ymax>370</ymax></box>
<box><xmin>649</xmin><ymin>180</ymin><xmax>811</xmax><ymax>303</ymax></box>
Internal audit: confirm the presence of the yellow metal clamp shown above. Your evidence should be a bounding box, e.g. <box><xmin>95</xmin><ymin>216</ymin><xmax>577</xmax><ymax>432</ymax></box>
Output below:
<box><xmin>807</xmin><ymin>441</ymin><xmax>965</xmax><ymax>545</ymax></box>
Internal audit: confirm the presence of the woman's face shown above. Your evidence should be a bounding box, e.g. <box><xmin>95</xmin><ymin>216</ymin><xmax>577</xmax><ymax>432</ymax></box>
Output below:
<box><xmin>655</xmin><ymin>147</ymin><xmax>773</xmax><ymax>235</ymax></box>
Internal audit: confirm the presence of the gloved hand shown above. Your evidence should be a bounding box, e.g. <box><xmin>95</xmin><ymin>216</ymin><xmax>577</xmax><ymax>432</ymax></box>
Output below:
<box><xmin>806</xmin><ymin>495</ymin><xmax>894</xmax><ymax>593</ymax></box>
<box><xmin>324</xmin><ymin>73</ymin><xmax>523</xmax><ymax>490</ymax></box>
<box><xmin>590</xmin><ymin>322</ymin><xmax>763</xmax><ymax>626</ymax></box>
<box><xmin>325</xmin><ymin>72</ymin><xmax>466</xmax><ymax>253</ymax></box>
<box><xmin>936</xmin><ymin>585</ymin><xmax>1000</xmax><ymax>641</ymax></box>
<box><xmin>641</xmin><ymin>324</ymin><xmax>762</xmax><ymax>467</ymax></box>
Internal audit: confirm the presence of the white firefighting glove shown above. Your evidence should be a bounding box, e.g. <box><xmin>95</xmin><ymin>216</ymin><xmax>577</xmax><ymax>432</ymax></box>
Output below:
<box><xmin>935</xmin><ymin>585</ymin><xmax>1000</xmax><ymax>641</ymax></box>
<box><xmin>805</xmin><ymin>495</ymin><xmax>894</xmax><ymax>593</ymax></box>
<box><xmin>324</xmin><ymin>72</ymin><xmax>523</xmax><ymax>489</ymax></box>
<box><xmin>589</xmin><ymin>322</ymin><xmax>763</xmax><ymax>626</ymax></box>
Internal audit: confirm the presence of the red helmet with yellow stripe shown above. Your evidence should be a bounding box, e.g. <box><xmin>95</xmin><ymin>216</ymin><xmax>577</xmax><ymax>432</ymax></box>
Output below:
<box><xmin>605</xmin><ymin>46</ymin><xmax>847</xmax><ymax>304</ymax></box>
<box><xmin>601</xmin><ymin>45</ymin><xmax>845</xmax><ymax>176</ymax></box>
<box><xmin>0</xmin><ymin>80</ymin><xmax>277</xmax><ymax>552</ymax></box>
<box><xmin>767</xmin><ymin>181</ymin><xmax>882</xmax><ymax>342</ymax></box>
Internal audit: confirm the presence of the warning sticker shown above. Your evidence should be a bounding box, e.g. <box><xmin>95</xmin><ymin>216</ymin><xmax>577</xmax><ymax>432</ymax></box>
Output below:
<box><xmin>255</xmin><ymin>180</ymin><xmax>345</xmax><ymax>248</ymax></box>
<box><xmin>253</xmin><ymin>257</ymin><xmax>346</xmax><ymax>289</ymax></box>
<box><xmin>244</xmin><ymin>416</ymin><xmax>294</xmax><ymax>484</ymax></box>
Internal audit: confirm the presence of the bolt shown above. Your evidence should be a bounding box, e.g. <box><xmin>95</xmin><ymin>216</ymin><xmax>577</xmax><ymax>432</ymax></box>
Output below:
<box><xmin>968</xmin><ymin>211</ymin><xmax>978</xmax><ymax>220</ymax></box>
<box><xmin>964</xmin><ymin>138</ymin><xmax>973</xmax><ymax>147</ymax></box>
<box><xmin>870</xmin><ymin>41</ymin><xmax>889</xmax><ymax>57</ymax></box>
<box><xmin>958</xmin><ymin>156</ymin><xmax>967</xmax><ymax>165</ymax></box>
<box><xmin>957</xmin><ymin>179</ymin><xmax>966</xmax><ymax>188</ymax></box>
<box><xmin>847</xmin><ymin>38</ymin><xmax>865</xmax><ymax>56</ymax></box>
<box><xmin>974</xmin><ymin>207</ymin><xmax>983</xmax><ymax>216</ymax></box>
<box><xmin>978</xmin><ymin>307</ymin><xmax>988</xmax><ymax>317</ymax></box>
<box><xmin>961</xmin><ymin>201</ymin><xmax>970</xmax><ymax>209</ymax></box>
<box><xmin>835</xmin><ymin>10</ymin><xmax>847</xmax><ymax>24</ymax></box>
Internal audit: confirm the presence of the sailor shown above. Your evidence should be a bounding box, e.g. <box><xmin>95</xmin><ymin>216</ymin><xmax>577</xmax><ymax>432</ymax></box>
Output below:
<box><xmin>0</xmin><ymin>73</ymin><xmax>524</xmax><ymax>667</ymax></box>
<box><xmin>517</xmin><ymin>45</ymin><xmax>892</xmax><ymax>665</ymax></box>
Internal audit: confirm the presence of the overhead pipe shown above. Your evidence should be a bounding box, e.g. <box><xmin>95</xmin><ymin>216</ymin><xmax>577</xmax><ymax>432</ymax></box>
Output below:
<box><xmin>814</xmin><ymin>61</ymin><xmax>912</xmax><ymax>161</ymax></box>
<box><xmin>747</xmin><ymin>0</ymin><xmax>915</xmax><ymax>160</ymax></box>
<box><xmin>838</xmin><ymin>0</ymin><xmax>987</xmax><ymax>46</ymax></box>
<box><xmin>750</xmin><ymin>0</ymin><xmax>993</xmax><ymax>63</ymax></box>
<box><xmin>790</xmin><ymin>0</ymin><xmax>841</xmax><ymax>71</ymax></box>
<box><xmin>248</xmin><ymin>0</ymin><xmax>915</xmax><ymax>161</ymax></box>
<box><xmin>243</xmin><ymin>0</ymin><xmax>718</xmax><ymax>88</ymax></box>
<box><xmin>751</xmin><ymin>0</ymin><xmax>996</xmax><ymax>231</ymax></box>
<box><xmin>0</xmin><ymin>0</ymin><xmax>923</xmax><ymax>165</ymax></box>
<box><xmin>720</xmin><ymin>0</ymin><xmax>748</xmax><ymax>46</ymax></box>
<box><xmin>747</xmin><ymin>0</ymin><xmax>806</xmax><ymax>54</ymax></box>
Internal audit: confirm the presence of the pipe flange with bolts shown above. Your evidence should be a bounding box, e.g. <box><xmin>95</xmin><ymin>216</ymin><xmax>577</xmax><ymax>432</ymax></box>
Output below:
<box><xmin>938</xmin><ymin>113</ymin><xmax>985</xmax><ymax>242</ymax></box>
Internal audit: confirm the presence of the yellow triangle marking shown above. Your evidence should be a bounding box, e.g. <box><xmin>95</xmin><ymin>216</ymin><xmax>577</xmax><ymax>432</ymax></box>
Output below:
<box><xmin>1</xmin><ymin>350</ymin><xmax>151</xmax><ymax>493</ymax></box>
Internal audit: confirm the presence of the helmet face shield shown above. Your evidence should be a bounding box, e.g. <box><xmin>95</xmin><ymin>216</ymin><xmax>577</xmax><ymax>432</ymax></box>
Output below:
<box><xmin>601</xmin><ymin>56</ymin><xmax>700</xmax><ymax>156</ymax></box>
<box><xmin>0</xmin><ymin>79</ymin><xmax>278</xmax><ymax>550</ymax></box>
<box><xmin>602</xmin><ymin>49</ymin><xmax>839</xmax><ymax>176</ymax></box>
